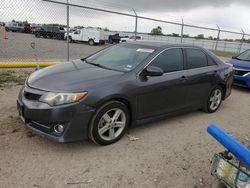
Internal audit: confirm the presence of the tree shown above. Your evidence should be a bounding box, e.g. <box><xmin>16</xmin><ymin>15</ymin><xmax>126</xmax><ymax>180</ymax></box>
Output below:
<box><xmin>183</xmin><ymin>34</ymin><xmax>189</xmax><ymax>38</ymax></box>
<box><xmin>208</xmin><ymin>36</ymin><xmax>213</xmax><ymax>40</ymax></box>
<box><xmin>104</xmin><ymin>27</ymin><xmax>109</xmax><ymax>31</ymax></box>
<box><xmin>150</xmin><ymin>26</ymin><xmax>163</xmax><ymax>35</ymax></box>
<box><xmin>172</xmin><ymin>33</ymin><xmax>179</xmax><ymax>37</ymax></box>
<box><xmin>195</xmin><ymin>34</ymin><xmax>205</xmax><ymax>39</ymax></box>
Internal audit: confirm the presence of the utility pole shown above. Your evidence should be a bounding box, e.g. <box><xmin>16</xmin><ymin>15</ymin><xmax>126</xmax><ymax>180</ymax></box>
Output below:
<box><xmin>215</xmin><ymin>25</ymin><xmax>221</xmax><ymax>52</ymax></box>
<box><xmin>132</xmin><ymin>9</ymin><xmax>138</xmax><ymax>41</ymax></box>
<box><xmin>66</xmin><ymin>0</ymin><xmax>69</xmax><ymax>61</ymax></box>
<box><xmin>180</xmin><ymin>18</ymin><xmax>184</xmax><ymax>43</ymax></box>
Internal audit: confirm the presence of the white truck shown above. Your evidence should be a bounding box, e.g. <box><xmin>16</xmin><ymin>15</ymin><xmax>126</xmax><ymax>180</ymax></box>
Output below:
<box><xmin>66</xmin><ymin>28</ymin><xmax>106</xmax><ymax>45</ymax></box>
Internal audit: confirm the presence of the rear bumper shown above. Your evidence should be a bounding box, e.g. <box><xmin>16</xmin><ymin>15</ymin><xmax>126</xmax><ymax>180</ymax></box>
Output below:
<box><xmin>233</xmin><ymin>74</ymin><xmax>250</xmax><ymax>88</ymax></box>
<box><xmin>17</xmin><ymin>86</ymin><xmax>96</xmax><ymax>142</ymax></box>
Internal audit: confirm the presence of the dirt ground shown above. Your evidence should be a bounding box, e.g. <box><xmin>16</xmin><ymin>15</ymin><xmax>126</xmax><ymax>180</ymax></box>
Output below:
<box><xmin>0</xmin><ymin>27</ymin><xmax>249</xmax><ymax>188</ymax></box>
<box><xmin>0</xmin><ymin>83</ymin><xmax>249</xmax><ymax>188</ymax></box>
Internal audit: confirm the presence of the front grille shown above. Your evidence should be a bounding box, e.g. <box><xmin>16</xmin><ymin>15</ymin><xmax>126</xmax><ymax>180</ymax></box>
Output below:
<box><xmin>234</xmin><ymin>80</ymin><xmax>246</xmax><ymax>86</ymax></box>
<box><xmin>24</xmin><ymin>91</ymin><xmax>41</xmax><ymax>101</ymax></box>
<box><xmin>234</xmin><ymin>69</ymin><xmax>249</xmax><ymax>76</ymax></box>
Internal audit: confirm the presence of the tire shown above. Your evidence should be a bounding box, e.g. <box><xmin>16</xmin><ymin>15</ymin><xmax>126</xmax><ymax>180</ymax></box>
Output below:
<box><xmin>68</xmin><ymin>36</ymin><xmax>73</xmax><ymax>43</ymax></box>
<box><xmin>89</xmin><ymin>101</ymin><xmax>130</xmax><ymax>145</ymax></box>
<box><xmin>204</xmin><ymin>86</ymin><xmax>224</xmax><ymax>113</ymax></box>
<box><xmin>35</xmin><ymin>33</ymin><xmax>40</xmax><ymax>38</ymax></box>
<box><xmin>109</xmin><ymin>38</ymin><xmax>113</xmax><ymax>44</ymax></box>
<box><xmin>88</xmin><ymin>39</ymin><xmax>94</xmax><ymax>46</ymax></box>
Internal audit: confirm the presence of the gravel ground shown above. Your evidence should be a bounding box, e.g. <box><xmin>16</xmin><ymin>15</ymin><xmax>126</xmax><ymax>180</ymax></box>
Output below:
<box><xmin>0</xmin><ymin>84</ymin><xmax>249</xmax><ymax>188</ymax></box>
<box><xmin>0</xmin><ymin>27</ymin><xmax>108</xmax><ymax>62</ymax></box>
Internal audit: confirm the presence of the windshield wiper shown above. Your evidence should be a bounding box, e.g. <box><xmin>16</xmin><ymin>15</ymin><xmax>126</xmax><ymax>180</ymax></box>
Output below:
<box><xmin>84</xmin><ymin>59</ymin><xmax>114</xmax><ymax>70</ymax></box>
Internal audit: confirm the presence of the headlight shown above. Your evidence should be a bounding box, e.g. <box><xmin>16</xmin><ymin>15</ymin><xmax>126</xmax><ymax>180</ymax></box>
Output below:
<box><xmin>39</xmin><ymin>92</ymin><xmax>87</xmax><ymax>106</ymax></box>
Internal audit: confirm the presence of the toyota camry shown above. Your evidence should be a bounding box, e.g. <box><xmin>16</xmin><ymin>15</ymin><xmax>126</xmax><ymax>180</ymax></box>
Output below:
<box><xmin>17</xmin><ymin>41</ymin><xmax>234</xmax><ymax>145</ymax></box>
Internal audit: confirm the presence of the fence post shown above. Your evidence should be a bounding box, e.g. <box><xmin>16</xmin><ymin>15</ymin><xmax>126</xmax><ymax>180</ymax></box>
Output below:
<box><xmin>66</xmin><ymin>0</ymin><xmax>70</xmax><ymax>61</ymax></box>
<box><xmin>132</xmin><ymin>8</ymin><xmax>138</xmax><ymax>41</ymax></box>
<box><xmin>180</xmin><ymin>18</ymin><xmax>184</xmax><ymax>43</ymax></box>
<box><xmin>215</xmin><ymin>24</ymin><xmax>220</xmax><ymax>52</ymax></box>
<box><xmin>238</xmin><ymin>28</ymin><xmax>245</xmax><ymax>53</ymax></box>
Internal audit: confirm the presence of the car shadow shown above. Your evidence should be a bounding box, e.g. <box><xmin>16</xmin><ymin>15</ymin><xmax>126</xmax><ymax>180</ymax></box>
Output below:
<box><xmin>232</xmin><ymin>85</ymin><xmax>250</xmax><ymax>93</ymax></box>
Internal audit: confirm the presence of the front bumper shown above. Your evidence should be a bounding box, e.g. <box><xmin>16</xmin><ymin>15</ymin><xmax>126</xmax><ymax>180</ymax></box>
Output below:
<box><xmin>17</xmin><ymin>86</ymin><xmax>95</xmax><ymax>142</ymax></box>
<box><xmin>233</xmin><ymin>73</ymin><xmax>250</xmax><ymax>88</ymax></box>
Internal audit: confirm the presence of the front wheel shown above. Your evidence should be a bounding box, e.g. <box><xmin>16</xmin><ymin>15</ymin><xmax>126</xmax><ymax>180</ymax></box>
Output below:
<box><xmin>89</xmin><ymin>101</ymin><xmax>130</xmax><ymax>145</ymax></box>
<box><xmin>204</xmin><ymin>86</ymin><xmax>224</xmax><ymax>113</ymax></box>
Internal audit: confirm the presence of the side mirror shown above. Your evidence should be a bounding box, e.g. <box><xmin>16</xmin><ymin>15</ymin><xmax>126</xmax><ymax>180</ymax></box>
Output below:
<box><xmin>141</xmin><ymin>66</ymin><xmax>164</xmax><ymax>77</ymax></box>
<box><xmin>231</xmin><ymin>55</ymin><xmax>238</xmax><ymax>59</ymax></box>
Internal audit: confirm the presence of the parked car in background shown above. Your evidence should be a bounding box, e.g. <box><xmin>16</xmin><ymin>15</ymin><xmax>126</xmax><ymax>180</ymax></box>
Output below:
<box><xmin>108</xmin><ymin>33</ymin><xmax>121</xmax><ymax>44</ymax></box>
<box><xmin>0</xmin><ymin>22</ymin><xmax>5</xmax><ymax>26</ymax></box>
<box><xmin>5</xmin><ymin>22</ymin><xmax>23</xmax><ymax>32</ymax></box>
<box><xmin>34</xmin><ymin>26</ymin><xmax>66</xmax><ymax>40</ymax></box>
<box><xmin>120</xmin><ymin>35</ymin><xmax>143</xmax><ymax>42</ymax></box>
<box><xmin>17</xmin><ymin>41</ymin><xmax>234</xmax><ymax>145</ymax></box>
<box><xmin>64</xmin><ymin>28</ymin><xmax>78</xmax><ymax>40</ymax></box>
<box><xmin>66</xmin><ymin>27</ymin><xmax>105</xmax><ymax>45</ymax></box>
<box><xmin>23</xmin><ymin>24</ymin><xmax>32</xmax><ymax>33</ymax></box>
<box><xmin>228</xmin><ymin>50</ymin><xmax>250</xmax><ymax>88</ymax></box>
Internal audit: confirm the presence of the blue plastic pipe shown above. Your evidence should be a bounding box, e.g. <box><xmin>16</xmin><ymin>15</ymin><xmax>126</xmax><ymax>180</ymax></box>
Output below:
<box><xmin>207</xmin><ymin>124</ymin><xmax>250</xmax><ymax>169</ymax></box>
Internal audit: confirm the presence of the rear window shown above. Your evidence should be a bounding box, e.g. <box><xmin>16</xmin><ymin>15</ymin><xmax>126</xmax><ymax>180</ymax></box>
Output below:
<box><xmin>186</xmin><ymin>48</ymin><xmax>207</xmax><ymax>69</ymax></box>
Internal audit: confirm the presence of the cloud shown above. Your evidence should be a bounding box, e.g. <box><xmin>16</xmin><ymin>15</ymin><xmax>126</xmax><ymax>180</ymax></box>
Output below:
<box><xmin>84</xmin><ymin>0</ymin><xmax>250</xmax><ymax>12</ymax></box>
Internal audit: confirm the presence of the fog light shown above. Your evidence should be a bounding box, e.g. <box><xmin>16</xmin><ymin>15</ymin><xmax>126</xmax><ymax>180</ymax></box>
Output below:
<box><xmin>54</xmin><ymin>124</ymin><xmax>64</xmax><ymax>134</ymax></box>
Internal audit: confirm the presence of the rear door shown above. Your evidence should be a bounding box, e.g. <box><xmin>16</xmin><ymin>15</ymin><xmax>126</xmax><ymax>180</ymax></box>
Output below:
<box><xmin>184</xmin><ymin>48</ymin><xmax>219</xmax><ymax>107</ymax></box>
<box><xmin>137</xmin><ymin>48</ymin><xmax>189</xmax><ymax>119</ymax></box>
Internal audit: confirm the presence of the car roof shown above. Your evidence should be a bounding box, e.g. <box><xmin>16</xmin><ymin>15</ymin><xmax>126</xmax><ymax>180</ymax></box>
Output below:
<box><xmin>126</xmin><ymin>40</ymin><xmax>201</xmax><ymax>49</ymax></box>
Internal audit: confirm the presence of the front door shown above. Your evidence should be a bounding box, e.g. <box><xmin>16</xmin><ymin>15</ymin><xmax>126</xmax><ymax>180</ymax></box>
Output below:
<box><xmin>136</xmin><ymin>48</ymin><xmax>189</xmax><ymax>119</ymax></box>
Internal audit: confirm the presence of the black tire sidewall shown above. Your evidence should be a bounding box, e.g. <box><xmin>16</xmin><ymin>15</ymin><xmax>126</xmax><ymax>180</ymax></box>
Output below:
<box><xmin>89</xmin><ymin>39</ymin><xmax>94</xmax><ymax>45</ymax></box>
<box><xmin>89</xmin><ymin>101</ymin><xmax>130</xmax><ymax>145</ymax></box>
<box><xmin>69</xmin><ymin>36</ymin><xmax>73</xmax><ymax>43</ymax></box>
<box><xmin>205</xmin><ymin>86</ymin><xmax>224</xmax><ymax>113</ymax></box>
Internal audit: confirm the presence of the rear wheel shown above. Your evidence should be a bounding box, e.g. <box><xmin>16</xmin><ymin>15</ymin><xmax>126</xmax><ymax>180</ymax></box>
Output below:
<box><xmin>88</xmin><ymin>39</ymin><xmax>94</xmax><ymax>46</ymax></box>
<box><xmin>89</xmin><ymin>101</ymin><xmax>130</xmax><ymax>145</ymax></box>
<box><xmin>109</xmin><ymin>37</ymin><xmax>113</xmax><ymax>44</ymax></box>
<box><xmin>68</xmin><ymin>36</ymin><xmax>73</xmax><ymax>43</ymax></box>
<box><xmin>204</xmin><ymin>86</ymin><xmax>223</xmax><ymax>113</ymax></box>
<box><xmin>35</xmin><ymin>33</ymin><xmax>40</xmax><ymax>38</ymax></box>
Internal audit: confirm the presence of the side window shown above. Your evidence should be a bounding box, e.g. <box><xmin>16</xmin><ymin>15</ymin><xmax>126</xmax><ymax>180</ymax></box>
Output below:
<box><xmin>150</xmin><ymin>48</ymin><xmax>184</xmax><ymax>73</ymax></box>
<box><xmin>186</xmin><ymin>48</ymin><xmax>207</xmax><ymax>69</ymax></box>
<box><xmin>207</xmin><ymin>56</ymin><xmax>216</xmax><ymax>66</ymax></box>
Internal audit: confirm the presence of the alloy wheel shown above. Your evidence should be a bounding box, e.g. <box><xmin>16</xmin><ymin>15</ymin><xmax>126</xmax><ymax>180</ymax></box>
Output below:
<box><xmin>98</xmin><ymin>108</ymin><xmax>126</xmax><ymax>141</ymax></box>
<box><xmin>209</xmin><ymin>89</ymin><xmax>222</xmax><ymax>111</ymax></box>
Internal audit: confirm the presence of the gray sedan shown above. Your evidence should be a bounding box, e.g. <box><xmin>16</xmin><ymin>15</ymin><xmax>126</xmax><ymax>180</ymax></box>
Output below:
<box><xmin>17</xmin><ymin>41</ymin><xmax>234</xmax><ymax>145</ymax></box>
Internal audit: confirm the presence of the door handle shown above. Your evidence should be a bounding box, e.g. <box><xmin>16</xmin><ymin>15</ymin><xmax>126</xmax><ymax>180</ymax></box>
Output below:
<box><xmin>179</xmin><ymin>76</ymin><xmax>188</xmax><ymax>82</ymax></box>
<box><xmin>206</xmin><ymin>70</ymin><xmax>217</xmax><ymax>75</ymax></box>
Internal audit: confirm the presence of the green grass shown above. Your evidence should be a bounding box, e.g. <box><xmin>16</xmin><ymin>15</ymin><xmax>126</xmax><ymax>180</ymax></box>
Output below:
<box><xmin>0</xmin><ymin>70</ymin><xmax>30</xmax><ymax>87</ymax></box>
<box><xmin>211</xmin><ymin>50</ymin><xmax>237</xmax><ymax>58</ymax></box>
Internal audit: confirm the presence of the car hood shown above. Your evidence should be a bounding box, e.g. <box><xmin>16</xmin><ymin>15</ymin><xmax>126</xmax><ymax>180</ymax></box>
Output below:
<box><xmin>28</xmin><ymin>60</ymin><xmax>124</xmax><ymax>92</ymax></box>
<box><xmin>228</xmin><ymin>58</ymin><xmax>250</xmax><ymax>70</ymax></box>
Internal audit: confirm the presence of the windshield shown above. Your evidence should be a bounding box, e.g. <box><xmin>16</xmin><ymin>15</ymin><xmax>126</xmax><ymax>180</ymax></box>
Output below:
<box><xmin>237</xmin><ymin>50</ymin><xmax>250</xmax><ymax>61</ymax></box>
<box><xmin>85</xmin><ymin>45</ymin><xmax>154</xmax><ymax>72</ymax></box>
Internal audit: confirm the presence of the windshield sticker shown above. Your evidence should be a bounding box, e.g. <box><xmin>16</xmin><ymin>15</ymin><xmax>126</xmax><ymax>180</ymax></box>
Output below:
<box><xmin>136</xmin><ymin>48</ymin><xmax>155</xmax><ymax>53</ymax></box>
<box><xmin>127</xmin><ymin>65</ymin><xmax>132</xmax><ymax>68</ymax></box>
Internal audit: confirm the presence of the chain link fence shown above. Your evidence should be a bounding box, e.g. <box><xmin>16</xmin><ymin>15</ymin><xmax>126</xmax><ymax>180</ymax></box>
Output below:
<box><xmin>1</xmin><ymin>0</ymin><xmax>250</xmax><ymax>65</ymax></box>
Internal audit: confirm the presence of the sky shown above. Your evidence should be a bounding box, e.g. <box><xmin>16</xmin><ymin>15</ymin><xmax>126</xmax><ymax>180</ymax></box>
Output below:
<box><xmin>1</xmin><ymin>0</ymin><xmax>250</xmax><ymax>39</ymax></box>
